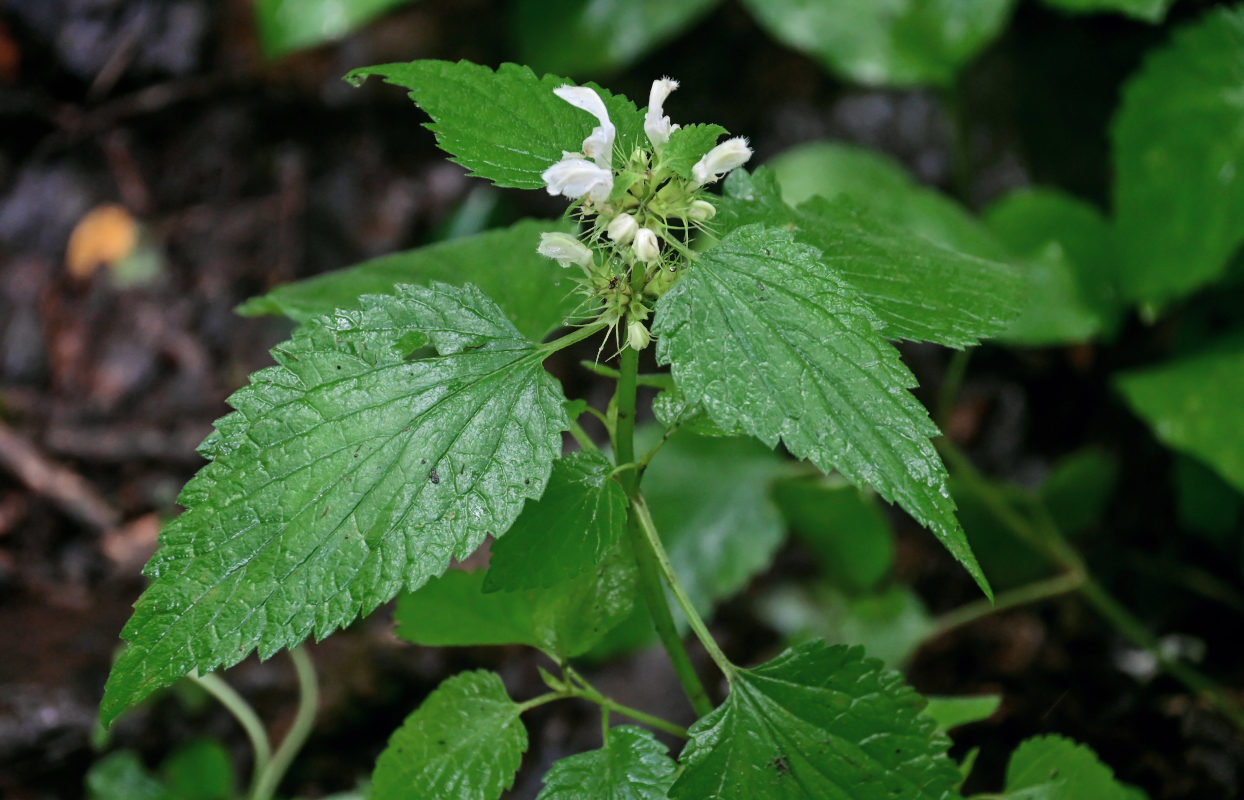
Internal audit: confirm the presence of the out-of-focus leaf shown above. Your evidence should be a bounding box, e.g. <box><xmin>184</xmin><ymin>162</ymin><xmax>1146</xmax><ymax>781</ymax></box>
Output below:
<box><xmin>921</xmin><ymin>695</ymin><xmax>1001</xmax><ymax>733</ymax></box>
<box><xmin>238</xmin><ymin>218</ymin><xmax>581</xmax><ymax>341</ymax></box>
<box><xmin>1116</xmin><ymin>340</ymin><xmax>1244</xmax><ymax>495</ymax></box>
<box><xmin>1172</xmin><ymin>455</ymin><xmax>1241</xmax><ymax>548</ymax></box>
<box><xmin>254</xmin><ymin>0</ymin><xmax>418</xmax><ymax>57</ymax></box>
<box><xmin>1042</xmin><ymin>0</ymin><xmax>1175</xmax><ymax>23</ymax></box>
<box><xmin>1039</xmin><ymin>449</ymin><xmax>1119</xmax><ymax>536</ymax></box>
<box><xmin>771</xmin><ymin>477</ymin><xmax>894</xmax><ymax>593</ymax></box>
<box><xmin>768</xmin><ymin>141</ymin><xmax>1009</xmax><ymax>260</ymax></box>
<box><xmin>1113</xmin><ymin>7</ymin><xmax>1244</xmax><ymax>304</ymax></box>
<box><xmin>1004</xmin><ymin>734</ymin><xmax>1147</xmax><ymax>800</ymax></box>
<box><xmin>985</xmin><ymin>187</ymin><xmax>1123</xmax><ymax>344</ymax></box>
<box><xmin>86</xmin><ymin>752</ymin><xmax>170</xmax><ymax>800</ymax></box>
<box><xmin>512</xmin><ymin>0</ymin><xmax>721</xmax><ymax>77</ymax></box>
<box><xmin>738</xmin><ymin>0</ymin><xmax>1016</xmax><ymax>87</ymax></box>
<box><xmin>756</xmin><ymin>583</ymin><xmax>933</xmax><ymax>668</ymax></box>
<box><xmin>159</xmin><ymin>740</ymin><xmax>233</xmax><ymax>800</ymax></box>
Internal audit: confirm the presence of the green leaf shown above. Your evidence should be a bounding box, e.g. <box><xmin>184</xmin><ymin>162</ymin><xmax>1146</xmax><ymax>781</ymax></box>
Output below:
<box><xmin>159</xmin><ymin>740</ymin><xmax>234</xmax><ymax>800</ymax></box>
<box><xmin>1004</xmin><ymin>735</ymin><xmax>1142</xmax><ymax>800</ymax></box>
<box><xmin>86</xmin><ymin>752</ymin><xmax>171</xmax><ymax>800</ymax></box>
<box><xmin>984</xmin><ymin>187</ymin><xmax>1122</xmax><ymax>344</ymax></box>
<box><xmin>921</xmin><ymin>695</ymin><xmax>1001</xmax><ymax>733</ymax></box>
<box><xmin>238</xmin><ymin>219</ymin><xmax>583</xmax><ymax>341</ymax></box>
<box><xmin>101</xmin><ymin>283</ymin><xmax>568</xmax><ymax>725</ymax></box>
<box><xmin>346</xmin><ymin>60</ymin><xmax>644</xmax><ymax>190</ymax></box>
<box><xmin>738</xmin><ymin>0</ymin><xmax>1016</xmax><ymax>87</ymax></box>
<box><xmin>654</xmin><ymin>223</ymin><xmax>990</xmax><ymax>597</ymax></box>
<box><xmin>1041</xmin><ymin>0</ymin><xmax>1174</xmax><ymax>23</ymax></box>
<box><xmin>661</xmin><ymin>124</ymin><xmax>729</xmax><ymax>180</ymax></box>
<box><xmin>771</xmin><ymin>477</ymin><xmax>894</xmax><ymax>594</ymax></box>
<box><xmin>512</xmin><ymin>0</ymin><xmax>721</xmax><ymax>77</ymax></box>
<box><xmin>394</xmin><ymin>541</ymin><xmax>636</xmax><ymax>659</ymax></box>
<box><xmin>536</xmin><ymin>725</ymin><xmax>677</xmax><ymax>800</ymax></box>
<box><xmin>718</xmin><ymin>167</ymin><xmax>1022</xmax><ymax>348</ymax></box>
<box><xmin>1113</xmin><ymin>7</ymin><xmax>1244</xmax><ymax>304</ymax></box>
<box><xmin>372</xmin><ymin>670</ymin><xmax>527</xmax><ymax>800</ymax></box>
<box><xmin>643</xmin><ymin>429</ymin><xmax>787</xmax><ymax>617</ymax></box>
<box><xmin>1116</xmin><ymin>340</ymin><xmax>1244</xmax><ymax>495</ymax></box>
<box><xmin>1039</xmin><ymin>448</ymin><xmax>1119</xmax><ymax>536</ymax></box>
<box><xmin>767</xmin><ymin>141</ymin><xmax>1010</xmax><ymax>260</ymax></box>
<box><xmin>670</xmin><ymin>641</ymin><xmax>961</xmax><ymax>799</ymax></box>
<box><xmin>485</xmin><ymin>450</ymin><xmax>628</xmax><ymax>592</ymax></box>
<box><xmin>756</xmin><ymin>583</ymin><xmax>933</xmax><ymax>667</ymax></box>
<box><xmin>254</xmin><ymin>0</ymin><xmax>418</xmax><ymax>57</ymax></box>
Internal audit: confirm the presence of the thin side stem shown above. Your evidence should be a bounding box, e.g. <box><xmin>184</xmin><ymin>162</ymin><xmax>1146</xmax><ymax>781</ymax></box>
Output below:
<box><xmin>567</xmin><ymin>417</ymin><xmax>597</xmax><ymax>451</ymax></box>
<box><xmin>632</xmin><ymin>495</ymin><xmax>736</xmax><ymax>683</ymax></box>
<box><xmin>931</xmin><ymin>571</ymin><xmax>1086</xmax><ymax>638</ymax></box>
<box><xmin>189</xmin><ymin>672</ymin><xmax>271</xmax><ymax>797</ymax></box>
<box><xmin>516</xmin><ymin>691</ymin><xmax>570</xmax><ymax>715</ymax></box>
<box><xmin>541</xmin><ymin>321</ymin><xmax>608</xmax><ymax>355</ymax></box>
<box><xmin>565</xmin><ymin>667</ymin><xmax>690</xmax><ymax>739</ymax></box>
<box><xmin>251</xmin><ymin>646</ymin><xmax>319</xmax><ymax>800</ymax></box>
<box><xmin>936</xmin><ymin>348</ymin><xmax>971</xmax><ymax>430</ymax></box>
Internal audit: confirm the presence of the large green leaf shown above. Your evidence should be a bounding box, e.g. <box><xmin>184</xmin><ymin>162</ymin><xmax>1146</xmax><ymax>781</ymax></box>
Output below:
<box><xmin>670</xmin><ymin>641</ymin><xmax>961</xmax><ymax>799</ymax></box>
<box><xmin>254</xmin><ymin>0</ymin><xmax>417</xmax><ymax>57</ymax></box>
<box><xmin>346</xmin><ymin>60</ymin><xmax>644</xmax><ymax>190</ymax></box>
<box><xmin>1004</xmin><ymin>735</ymin><xmax>1146</xmax><ymax>800</ymax></box>
<box><xmin>984</xmin><ymin>187</ymin><xmax>1122</xmax><ymax>344</ymax></box>
<box><xmin>717</xmin><ymin>168</ymin><xmax>1021</xmax><ymax>348</ymax></box>
<box><xmin>767</xmin><ymin>141</ymin><xmax>1009</xmax><ymax>260</ymax></box>
<box><xmin>512</xmin><ymin>0</ymin><xmax>721</xmax><ymax>77</ymax></box>
<box><xmin>372</xmin><ymin>670</ymin><xmax>527</xmax><ymax>800</ymax></box>
<box><xmin>485</xmin><ymin>450</ymin><xmax>628</xmax><ymax>592</ymax></box>
<box><xmin>536</xmin><ymin>726</ymin><xmax>677</xmax><ymax>800</ymax></box>
<box><xmin>1116</xmin><ymin>340</ymin><xmax>1244</xmax><ymax>495</ymax></box>
<box><xmin>394</xmin><ymin>542</ymin><xmax>636</xmax><ymax>659</ymax></box>
<box><xmin>654</xmin><ymin>224</ymin><xmax>989</xmax><ymax>597</ymax></box>
<box><xmin>101</xmin><ymin>283</ymin><xmax>568</xmax><ymax>725</ymax></box>
<box><xmin>238</xmin><ymin>219</ymin><xmax>582</xmax><ymax>341</ymax></box>
<box><xmin>738</xmin><ymin>0</ymin><xmax>1016</xmax><ymax>87</ymax></box>
<box><xmin>1041</xmin><ymin>0</ymin><xmax>1174</xmax><ymax>23</ymax></box>
<box><xmin>1113</xmin><ymin>7</ymin><xmax>1244</xmax><ymax>304</ymax></box>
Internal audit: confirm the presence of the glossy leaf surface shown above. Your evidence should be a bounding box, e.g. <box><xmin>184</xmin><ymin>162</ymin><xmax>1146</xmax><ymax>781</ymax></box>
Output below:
<box><xmin>372</xmin><ymin>671</ymin><xmax>526</xmax><ymax>800</ymax></box>
<box><xmin>654</xmin><ymin>224</ymin><xmax>989</xmax><ymax>596</ymax></box>
<box><xmin>670</xmin><ymin>641</ymin><xmax>960</xmax><ymax>799</ymax></box>
<box><xmin>536</xmin><ymin>726</ymin><xmax>677</xmax><ymax>800</ymax></box>
<box><xmin>101</xmin><ymin>283</ymin><xmax>567</xmax><ymax>724</ymax></box>
<box><xmin>346</xmin><ymin>60</ymin><xmax>644</xmax><ymax>190</ymax></box>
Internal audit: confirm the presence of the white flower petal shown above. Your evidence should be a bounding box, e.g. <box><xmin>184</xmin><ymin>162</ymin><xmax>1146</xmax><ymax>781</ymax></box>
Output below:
<box><xmin>542</xmin><ymin>157</ymin><xmax>614</xmax><ymax>203</ymax></box>
<box><xmin>690</xmin><ymin>137</ymin><xmax>753</xmax><ymax>188</ymax></box>
<box><xmin>644</xmin><ymin>77</ymin><xmax>680</xmax><ymax>149</ymax></box>
<box><xmin>537</xmin><ymin>232</ymin><xmax>593</xmax><ymax>268</ymax></box>
<box><xmin>633</xmin><ymin>227</ymin><xmax>661</xmax><ymax>263</ymax></box>
<box><xmin>554</xmin><ymin>85</ymin><xmax>616</xmax><ymax>169</ymax></box>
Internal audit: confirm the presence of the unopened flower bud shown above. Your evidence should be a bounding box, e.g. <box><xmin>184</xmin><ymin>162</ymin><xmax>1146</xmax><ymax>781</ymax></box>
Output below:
<box><xmin>627</xmin><ymin>319</ymin><xmax>651</xmax><ymax>351</ymax></box>
<box><xmin>633</xmin><ymin>227</ymin><xmax>661</xmax><ymax>263</ymax></box>
<box><xmin>690</xmin><ymin>137</ymin><xmax>753</xmax><ymax>189</ymax></box>
<box><xmin>687</xmin><ymin>200</ymin><xmax>716</xmax><ymax>221</ymax></box>
<box><xmin>607</xmin><ymin>213</ymin><xmax>638</xmax><ymax>245</ymax></box>
<box><xmin>537</xmin><ymin>232</ymin><xmax>593</xmax><ymax>269</ymax></box>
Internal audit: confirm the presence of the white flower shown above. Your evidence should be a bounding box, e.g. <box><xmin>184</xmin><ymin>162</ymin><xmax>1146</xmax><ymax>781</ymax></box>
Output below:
<box><xmin>690</xmin><ymin>137</ymin><xmax>753</xmax><ymax>189</ymax></box>
<box><xmin>644</xmin><ymin>77</ymin><xmax>680</xmax><ymax>149</ymax></box>
<box><xmin>633</xmin><ymin>227</ymin><xmax>661</xmax><ymax>263</ymax></box>
<box><xmin>627</xmin><ymin>319</ymin><xmax>651</xmax><ymax>351</ymax></box>
<box><xmin>542</xmin><ymin>156</ymin><xmax>613</xmax><ymax>204</ymax></box>
<box><xmin>606</xmin><ymin>213</ymin><xmax>638</xmax><ymax>245</ymax></box>
<box><xmin>554</xmin><ymin>85</ymin><xmax>615</xmax><ymax>169</ymax></box>
<box><xmin>537</xmin><ymin>232</ymin><xmax>593</xmax><ymax>269</ymax></box>
<box><xmin>686</xmin><ymin>200</ymin><xmax>716</xmax><ymax>221</ymax></box>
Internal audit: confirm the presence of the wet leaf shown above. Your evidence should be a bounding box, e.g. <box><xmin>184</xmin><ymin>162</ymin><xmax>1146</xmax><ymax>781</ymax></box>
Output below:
<box><xmin>536</xmin><ymin>726</ymin><xmax>677</xmax><ymax>799</ymax></box>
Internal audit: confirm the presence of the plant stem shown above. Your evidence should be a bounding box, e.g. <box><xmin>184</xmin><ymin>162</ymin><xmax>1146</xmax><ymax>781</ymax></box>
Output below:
<box><xmin>632</xmin><ymin>495</ymin><xmax>736</xmax><ymax>684</ymax></box>
<box><xmin>611</xmin><ymin>339</ymin><xmax>713</xmax><ymax>717</ymax></box>
<box><xmin>580</xmin><ymin>360</ymin><xmax>673</xmax><ymax>389</ymax></box>
<box><xmin>931</xmin><ymin>571</ymin><xmax>1086</xmax><ymax>638</ymax></box>
<box><xmin>516</xmin><ymin>691</ymin><xmax>570</xmax><ymax>714</ymax></box>
<box><xmin>542</xmin><ymin>321</ymin><xmax>608</xmax><ymax>355</ymax></box>
<box><xmin>567</xmin><ymin>417</ymin><xmax>597</xmax><ymax>451</ymax></box>
<box><xmin>565</xmin><ymin>668</ymin><xmax>691</xmax><ymax>738</ymax></box>
<box><xmin>626</xmin><ymin>504</ymin><xmax>714</xmax><ymax>716</ymax></box>
<box><xmin>189</xmin><ymin>672</ymin><xmax>271</xmax><ymax>797</ymax></box>
<box><xmin>936</xmin><ymin>348</ymin><xmax>971</xmax><ymax>430</ymax></box>
<box><xmin>251</xmin><ymin>646</ymin><xmax>319</xmax><ymax>800</ymax></box>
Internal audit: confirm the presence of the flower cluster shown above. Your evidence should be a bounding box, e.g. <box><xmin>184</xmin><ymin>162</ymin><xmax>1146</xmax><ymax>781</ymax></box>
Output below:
<box><xmin>537</xmin><ymin>77</ymin><xmax>752</xmax><ymax>350</ymax></box>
